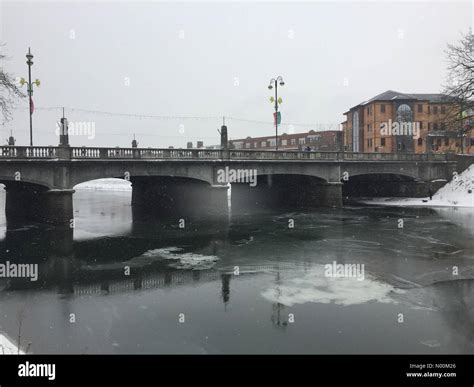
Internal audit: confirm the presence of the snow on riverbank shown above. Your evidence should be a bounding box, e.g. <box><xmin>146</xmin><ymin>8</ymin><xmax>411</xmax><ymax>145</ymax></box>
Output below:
<box><xmin>0</xmin><ymin>332</ymin><xmax>24</xmax><ymax>354</ymax></box>
<box><xmin>75</xmin><ymin>178</ymin><xmax>131</xmax><ymax>191</ymax></box>
<box><xmin>361</xmin><ymin>164</ymin><xmax>474</xmax><ymax>208</ymax></box>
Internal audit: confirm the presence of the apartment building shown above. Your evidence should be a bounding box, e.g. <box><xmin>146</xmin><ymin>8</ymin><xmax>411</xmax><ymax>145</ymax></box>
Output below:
<box><xmin>342</xmin><ymin>90</ymin><xmax>473</xmax><ymax>154</ymax></box>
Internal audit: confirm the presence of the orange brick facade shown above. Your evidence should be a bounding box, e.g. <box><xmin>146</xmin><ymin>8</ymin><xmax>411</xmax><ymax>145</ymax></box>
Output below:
<box><xmin>342</xmin><ymin>90</ymin><xmax>474</xmax><ymax>154</ymax></box>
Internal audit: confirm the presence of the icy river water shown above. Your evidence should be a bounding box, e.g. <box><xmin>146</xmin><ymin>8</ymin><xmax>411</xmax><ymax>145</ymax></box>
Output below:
<box><xmin>0</xmin><ymin>189</ymin><xmax>473</xmax><ymax>354</ymax></box>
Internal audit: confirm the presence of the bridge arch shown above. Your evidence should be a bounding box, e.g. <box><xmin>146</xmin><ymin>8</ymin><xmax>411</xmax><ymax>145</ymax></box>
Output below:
<box><xmin>73</xmin><ymin>177</ymin><xmax>132</xmax><ymax>191</ymax></box>
<box><xmin>342</xmin><ymin>172</ymin><xmax>426</xmax><ymax>198</ymax></box>
<box><xmin>230</xmin><ymin>173</ymin><xmax>340</xmax><ymax>209</ymax></box>
<box><xmin>68</xmin><ymin>164</ymin><xmax>215</xmax><ymax>188</ymax></box>
<box><xmin>0</xmin><ymin>177</ymin><xmax>52</xmax><ymax>191</ymax></box>
<box><xmin>345</xmin><ymin>171</ymin><xmax>419</xmax><ymax>181</ymax></box>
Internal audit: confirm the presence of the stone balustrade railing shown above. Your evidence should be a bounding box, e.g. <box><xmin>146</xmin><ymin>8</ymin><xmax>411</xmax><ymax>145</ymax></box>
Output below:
<box><xmin>0</xmin><ymin>146</ymin><xmax>455</xmax><ymax>162</ymax></box>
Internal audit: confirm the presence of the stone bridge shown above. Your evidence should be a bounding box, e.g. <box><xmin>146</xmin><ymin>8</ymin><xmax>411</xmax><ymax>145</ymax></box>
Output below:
<box><xmin>0</xmin><ymin>146</ymin><xmax>462</xmax><ymax>224</ymax></box>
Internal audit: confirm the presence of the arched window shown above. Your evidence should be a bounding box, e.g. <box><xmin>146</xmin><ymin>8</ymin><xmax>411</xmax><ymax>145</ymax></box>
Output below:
<box><xmin>352</xmin><ymin>111</ymin><xmax>359</xmax><ymax>152</ymax></box>
<box><xmin>397</xmin><ymin>104</ymin><xmax>412</xmax><ymax>122</ymax></box>
<box><xmin>417</xmin><ymin>138</ymin><xmax>423</xmax><ymax>146</ymax></box>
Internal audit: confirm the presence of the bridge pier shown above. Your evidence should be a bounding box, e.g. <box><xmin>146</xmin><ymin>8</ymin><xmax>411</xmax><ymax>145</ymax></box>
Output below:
<box><xmin>312</xmin><ymin>182</ymin><xmax>343</xmax><ymax>208</ymax></box>
<box><xmin>5</xmin><ymin>185</ymin><xmax>74</xmax><ymax>225</ymax></box>
<box><xmin>342</xmin><ymin>178</ymin><xmax>448</xmax><ymax>198</ymax></box>
<box><xmin>131</xmin><ymin>177</ymin><xmax>229</xmax><ymax>219</ymax></box>
<box><xmin>279</xmin><ymin>181</ymin><xmax>343</xmax><ymax>208</ymax></box>
<box><xmin>230</xmin><ymin>177</ymin><xmax>343</xmax><ymax>210</ymax></box>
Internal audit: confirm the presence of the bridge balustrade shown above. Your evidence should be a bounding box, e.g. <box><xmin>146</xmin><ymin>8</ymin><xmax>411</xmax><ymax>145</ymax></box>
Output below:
<box><xmin>0</xmin><ymin>146</ymin><xmax>453</xmax><ymax>161</ymax></box>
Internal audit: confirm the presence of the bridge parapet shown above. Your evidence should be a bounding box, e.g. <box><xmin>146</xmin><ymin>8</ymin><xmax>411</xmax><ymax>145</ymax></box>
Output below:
<box><xmin>0</xmin><ymin>146</ymin><xmax>455</xmax><ymax>161</ymax></box>
<box><xmin>0</xmin><ymin>146</ymin><xmax>58</xmax><ymax>158</ymax></box>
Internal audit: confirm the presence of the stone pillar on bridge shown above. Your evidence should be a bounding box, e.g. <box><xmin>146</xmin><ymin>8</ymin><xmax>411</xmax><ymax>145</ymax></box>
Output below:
<box><xmin>4</xmin><ymin>185</ymin><xmax>74</xmax><ymax>226</ymax></box>
<box><xmin>42</xmin><ymin>189</ymin><xmax>75</xmax><ymax>225</ymax></box>
<box><xmin>311</xmin><ymin>182</ymin><xmax>343</xmax><ymax>208</ymax></box>
<box><xmin>230</xmin><ymin>176</ymin><xmax>343</xmax><ymax>210</ymax></box>
<box><xmin>131</xmin><ymin>177</ymin><xmax>229</xmax><ymax>220</ymax></box>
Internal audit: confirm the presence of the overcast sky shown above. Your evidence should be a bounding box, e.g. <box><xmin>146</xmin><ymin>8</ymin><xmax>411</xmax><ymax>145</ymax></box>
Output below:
<box><xmin>0</xmin><ymin>0</ymin><xmax>472</xmax><ymax>148</ymax></box>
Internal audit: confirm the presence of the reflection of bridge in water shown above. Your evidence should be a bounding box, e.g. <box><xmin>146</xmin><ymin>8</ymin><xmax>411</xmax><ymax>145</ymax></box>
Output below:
<box><xmin>72</xmin><ymin>263</ymin><xmax>308</xmax><ymax>297</ymax></box>
<box><xmin>0</xmin><ymin>215</ymin><xmax>313</xmax><ymax>317</ymax></box>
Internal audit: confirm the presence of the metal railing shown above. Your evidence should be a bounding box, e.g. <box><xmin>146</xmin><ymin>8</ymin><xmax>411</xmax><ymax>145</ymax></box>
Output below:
<box><xmin>0</xmin><ymin>146</ymin><xmax>455</xmax><ymax>162</ymax></box>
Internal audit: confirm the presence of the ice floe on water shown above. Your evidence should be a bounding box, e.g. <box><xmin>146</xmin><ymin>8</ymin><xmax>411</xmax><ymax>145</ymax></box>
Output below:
<box><xmin>261</xmin><ymin>266</ymin><xmax>403</xmax><ymax>307</ymax></box>
<box><xmin>142</xmin><ymin>247</ymin><xmax>219</xmax><ymax>270</ymax></box>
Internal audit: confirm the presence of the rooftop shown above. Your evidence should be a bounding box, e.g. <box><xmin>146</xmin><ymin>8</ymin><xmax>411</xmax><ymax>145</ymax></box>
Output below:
<box><xmin>347</xmin><ymin>90</ymin><xmax>453</xmax><ymax>112</ymax></box>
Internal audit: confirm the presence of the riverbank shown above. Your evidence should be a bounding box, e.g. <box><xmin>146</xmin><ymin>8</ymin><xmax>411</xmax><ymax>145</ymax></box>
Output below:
<box><xmin>360</xmin><ymin>164</ymin><xmax>474</xmax><ymax>208</ymax></box>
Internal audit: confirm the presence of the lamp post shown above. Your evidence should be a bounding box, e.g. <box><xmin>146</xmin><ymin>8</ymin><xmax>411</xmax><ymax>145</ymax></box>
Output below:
<box><xmin>268</xmin><ymin>76</ymin><xmax>284</xmax><ymax>151</ymax></box>
<box><xmin>19</xmin><ymin>48</ymin><xmax>40</xmax><ymax>146</ymax></box>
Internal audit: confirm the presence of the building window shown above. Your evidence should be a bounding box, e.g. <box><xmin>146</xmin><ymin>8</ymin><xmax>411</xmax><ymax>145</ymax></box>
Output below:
<box><xmin>261</xmin><ymin>141</ymin><xmax>266</xmax><ymax>147</ymax></box>
<box><xmin>417</xmin><ymin>138</ymin><xmax>423</xmax><ymax>146</ymax></box>
<box><xmin>418</xmin><ymin>104</ymin><xmax>423</xmax><ymax>113</ymax></box>
<box><xmin>381</xmin><ymin>104</ymin><xmax>385</xmax><ymax>113</ymax></box>
<box><xmin>381</xmin><ymin>138</ymin><xmax>386</xmax><ymax>146</ymax></box>
<box><xmin>444</xmin><ymin>138</ymin><xmax>449</xmax><ymax>146</ymax></box>
<box><xmin>441</xmin><ymin>106</ymin><xmax>446</xmax><ymax>114</ymax></box>
<box><xmin>428</xmin><ymin>123</ymin><xmax>431</xmax><ymax>131</ymax></box>
<box><xmin>470</xmin><ymin>138</ymin><xmax>474</xmax><ymax>146</ymax></box>
<box><xmin>245</xmin><ymin>143</ymin><xmax>250</xmax><ymax>149</ymax></box>
<box><xmin>397</xmin><ymin>142</ymin><xmax>402</xmax><ymax>151</ymax></box>
<box><xmin>367</xmin><ymin>124</ymin><xmax>370</xmax><ymax>131</ymax></box>
<box><xmin>299</xmin><ymin>138</ymin><xmax>305</xmax><ymax>145</ymax></box>
<box><xmin>433</xmin><ymin>123</ymin><xmax>438</xmax><ymax>130</ymax></box>
<box><xmin>397</xmin><ymin>104</ymin><xmax>412</xmax><ymax>122</ymax></box>
<box><xmin>282</xmin><ymin>139</ymin><xmax>287</xmax><ymax>146</ymax></box>
<box><xmin>419</xmin><ymin>121</ymin><xmax>423</xmax><ymax>129</ymax></box>
<box><xmin>433</xmin><ymin>106</ymin><xmax>438</xmax><ymax>114</ymax></box>
<box><xmin>291</xmin><ymin>138</ymin><xmax>296</xmax><ymax>145</ymax></box>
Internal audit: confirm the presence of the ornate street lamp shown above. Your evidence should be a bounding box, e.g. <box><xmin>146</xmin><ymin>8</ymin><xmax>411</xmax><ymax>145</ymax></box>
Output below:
<box><xmin>268</xmin><ymin>76</ymin><xmax>284</xmax><ymax>150</ymax></box>
<box><xmin>19</xmin><ymin>48</ymin><xmax>40</xmax><ymax>146</ymax></box>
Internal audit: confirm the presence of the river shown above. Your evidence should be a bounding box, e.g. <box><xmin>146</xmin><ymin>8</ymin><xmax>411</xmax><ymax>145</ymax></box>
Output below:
<box><xmin>0</xmin><ymin>188</ymin><xmax>473</xmax><ymax>354</ymax></box>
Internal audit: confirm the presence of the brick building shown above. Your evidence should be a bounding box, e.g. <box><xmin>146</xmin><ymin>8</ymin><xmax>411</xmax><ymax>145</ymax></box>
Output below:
<box><xmin>228</xmin><ymin>130</ymin><xmax>343</xmax><ymax>151</ymax></box>
<box><xmin>342</xmin><ymin>90</ymin><xmax>474</xmax><ymax>154</ymax></box>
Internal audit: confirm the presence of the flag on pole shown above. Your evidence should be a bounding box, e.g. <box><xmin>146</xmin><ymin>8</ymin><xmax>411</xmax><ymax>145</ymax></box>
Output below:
<box><xmin>273</xmin><ymin>111</ymin><xmax>281</xmax><ymax>125</ymax></box>
<box><xmin>29</xmin><ymin>97</ymin><xmax>34</xmax><ymax>115</ymax></box>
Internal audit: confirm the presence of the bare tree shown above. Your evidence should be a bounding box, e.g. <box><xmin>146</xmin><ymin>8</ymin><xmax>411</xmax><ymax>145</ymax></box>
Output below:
<box><xmin>0</xmin><ymin>45</ymin><xmax>25</xmax><ymax>124</ymax></box>
<box><xmin>443</xmin><ymin>29</ymin><xmax>474</xmax><ymax>153</ymax></box>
